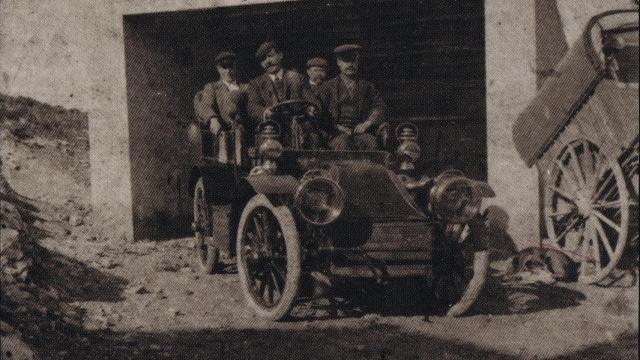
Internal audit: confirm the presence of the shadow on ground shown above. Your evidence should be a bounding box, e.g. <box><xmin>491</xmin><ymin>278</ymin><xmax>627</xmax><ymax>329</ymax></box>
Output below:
<box><xmin>21</xmin><ymin>321</ymin><xmax>640</xmax><ymax>360</ymax></box>
<box><xmin>473</xmin><ymin>275</ymin><xmax>587</xmax><ymax>316</ymax></box>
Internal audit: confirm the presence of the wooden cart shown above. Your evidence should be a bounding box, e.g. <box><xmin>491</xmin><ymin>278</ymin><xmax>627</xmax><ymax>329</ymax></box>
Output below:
<box><xmin>513</xmin><ymin>10</ymin><xmax>638</xmax><ymax>284</ymax></box>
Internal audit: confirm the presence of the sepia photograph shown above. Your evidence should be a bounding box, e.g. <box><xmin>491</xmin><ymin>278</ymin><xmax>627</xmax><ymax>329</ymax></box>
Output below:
<box><xmin>0</xmin><ymin>0</ymin><xmax>638</xmax><ymax>359</ymax></box>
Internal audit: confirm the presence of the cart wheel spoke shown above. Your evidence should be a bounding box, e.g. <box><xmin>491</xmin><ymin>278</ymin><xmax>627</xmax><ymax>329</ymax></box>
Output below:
<box><xmin>592</xmin><ymin>217</ymin><xmax>615</xmax><ymax>258</ymax></box>
<box><xmin>568</xmin><ymin>145</ymin><xmax>587</xmax><ymax>188</ymax></box>
<box><xmin>554</xmin><ymin>217</ymin><xmax>580</xmax><ymax>243</ymax></box>
<box><xmin>593</xmin><ymin>200</ymin><xmax>622</xmax><ymax>209</ymax></box>
<box><xmin>546</xmin><ymin>184</ymin><xmax>576</xmax><ymax>203</ymax></box>
<box><xmin>554</xmin><ymin>160</ymin><xmax>580</xmax><ymax>192</ymax></box>
<box><xmin>593</xmin><ymin>210</ymin><xmax>621</xmax><ymax>233</ymax></box>
<box><xmin>271</xmin><ymin>271</ymin><xmax>282</xmax><ymax>296</ymax></box>
<box><xmin>587</xmin><ymin>219</ymin><xmax>602</xmax><ymax>270</ymax></box>
<box><xmin>583</xmin><ymin>140</ymin><xmax>595</xmax><ymax>180</ymax></box>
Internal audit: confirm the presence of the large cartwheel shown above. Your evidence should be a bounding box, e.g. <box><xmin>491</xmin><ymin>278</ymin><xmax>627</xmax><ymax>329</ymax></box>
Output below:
<box><xmin>544</xmin><ymin>139</ymin><xmax>633</xmax><ymax>284</ymax></box>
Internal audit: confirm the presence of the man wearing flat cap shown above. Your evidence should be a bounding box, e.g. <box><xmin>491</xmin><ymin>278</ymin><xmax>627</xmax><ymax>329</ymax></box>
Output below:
<box><xmin>303</xmin><ymin>57</ymin><xmax>328</xmax><ymax>100</ymax></box>
<box><xmin>315</xmin><ymin>44</ymin><xmax>387</xmax><ymax>151</ymax></box>
<box><xmin>193</xmin><ymin>51</ymin><xmax>248</xmax><ymax>163</ymax></box>
<box><xmin>247</xmin><ymin>41</ymin><xmax>305</xmax><ymax>126</ymax></box>
<box><xmin>300</xmin><ymin>57</ymin><xmax>329</xmax><ymax>148</ymax></box>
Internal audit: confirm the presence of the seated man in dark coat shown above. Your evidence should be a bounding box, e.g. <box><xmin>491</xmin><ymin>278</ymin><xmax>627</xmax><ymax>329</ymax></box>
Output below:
<box><xmin>247</xmin><ymin>41</ymin><xmax>305</xmax><ymax>126</ymax></box>
<box><xmin>193</xmin><ymin>51</ymin><xmax>248</xmax><ymax>163</ymax></box>
<box><xmin>315</xmin><ymin>44</ymin><xmax>387</xmax><ymax>151</ymax></box>
<box><xmin>301</xmin><ymin>57</ymin><xmax>330</xmax><ymax>148</ymax></box>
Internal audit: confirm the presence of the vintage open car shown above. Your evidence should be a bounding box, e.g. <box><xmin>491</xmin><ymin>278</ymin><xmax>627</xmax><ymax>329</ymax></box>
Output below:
<box><xmin>513</xmin><ymin>10</ymin><xmax>638</xmax><ymax>284</ymax></box>
<box><xmin>188</xmin><ymin>99</ymin><xmax>495</xmax><ymax>320</ymax></box>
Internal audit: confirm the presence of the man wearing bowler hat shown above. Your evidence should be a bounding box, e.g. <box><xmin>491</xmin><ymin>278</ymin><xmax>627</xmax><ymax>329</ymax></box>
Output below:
<box><xmin>315</xmin><ymin>44</ymin><xmax>387</xmax><ymax>151</ymax></box>
<box><xmin>194</xmin><ymin>50</ymin><xmax>248</xmax><ymax>162</ymax></box>
<box><xmin>247</xmin><ymin>41</ymin><xmax>305</xmax><ymax>127</ymax></box>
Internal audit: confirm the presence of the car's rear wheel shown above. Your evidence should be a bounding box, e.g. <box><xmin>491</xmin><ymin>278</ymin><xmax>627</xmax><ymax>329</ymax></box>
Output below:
<box><xmin>236</xmin><ymin>194</ymin><xmax>301</xmax><ymax>321</ymax></box>
<box><xmin>193</xmin><ymin>178</ymin><xmax>221</xmax><ymax>274</ymax></box>
<box><xmin>432</xmin><ymin>223</ymin><xmax>489</xmax><ymax>317</ymax></box>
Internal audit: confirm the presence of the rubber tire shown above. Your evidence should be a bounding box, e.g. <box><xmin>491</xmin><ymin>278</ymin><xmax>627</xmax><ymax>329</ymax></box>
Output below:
<box><xmin>193</xmin><ymin>178</ymin><xmax>221</xmax><ymax>274</ymax></box>
<box><xmin>236</xmin><ymin>194</ymin><xmax>302</xmax><ymax>321</ymax></box>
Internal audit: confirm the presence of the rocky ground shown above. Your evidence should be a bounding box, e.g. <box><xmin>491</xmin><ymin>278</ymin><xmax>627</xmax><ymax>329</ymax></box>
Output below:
<box><xmin>1</xmin><ymin>94</ymin><xmax>638</xmax><ymax>359</ymax></box>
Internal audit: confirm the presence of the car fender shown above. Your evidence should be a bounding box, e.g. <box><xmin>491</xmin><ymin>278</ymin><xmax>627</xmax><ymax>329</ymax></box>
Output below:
<box><xmin>472</xmin><ymin>181</ymin><xmax>495</xmax><ymax>198</ymax></box>
<box><xmin>246</xmin><ymin>175</ymin><xmax>300</xmax><ymax>195</ymax></box>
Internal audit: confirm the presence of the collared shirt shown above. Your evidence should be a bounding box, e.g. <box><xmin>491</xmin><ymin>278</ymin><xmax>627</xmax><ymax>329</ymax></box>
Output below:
<box><xmin>309</xmin><ymin>80</ymin><xmax>321</xmax><ymax>87</ymax></box>
<box><xmin>268</xmin><ymin>69</ymin><xmax>284</xmax><ymax>83</ymax></box>
<box><xmin>222</xmin><ymin>80</ymin><xmax>240</xmax><ymax>92</ymax></box>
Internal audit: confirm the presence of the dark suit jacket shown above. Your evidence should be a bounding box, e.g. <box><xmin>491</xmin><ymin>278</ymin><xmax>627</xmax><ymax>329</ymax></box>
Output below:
<box><xmin>193</xmin><ymin>80</ymin><xmax>248</xmax><ymax>128</ymax></box>
<box><xmin>315</xmin><ymin>76</ymin><xmax>386</xmax><ymax>133</ymax></box>
<box><xmin>247</xmin><ymin>70</ymin><xmax>305</xmax><ymax>126</ymax></box>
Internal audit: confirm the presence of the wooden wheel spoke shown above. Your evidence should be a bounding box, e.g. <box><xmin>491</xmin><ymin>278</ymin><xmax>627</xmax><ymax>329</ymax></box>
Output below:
<box><xmin>568</xmin><ymin>145</ymin><xmax>587</xmax><ymax>188</ymax></box>
<box><xmin>592</xmin><ymin>218</ymin><xmax>615</xmax><ymax>259</ymax></box>
<box><xmin>554</xmin><ymin>160</ymin><xmax>580</xmax><ymax>192</ymax></box>
<box><xmin>592</xmin><ymin>170</ymin><xmax>616</xmax><ymax>201</ymax></box>
<box><xmin>579</xmin><ymin>231</ymin><xmax>592</xmax><ymax>273</ymax></box>
<box><xmin>270</xmin><ymin>271</ymin><xmax>282</xmax><ymax>295</ymax></box>
<box><xmin>582</xmin><ymin>140</ymin><xmax>595</xmax><ymax>178</ymax></box>
<box><xmin>587</xmin><ymin>220</ymin><xmax>602</xmax><ymax>269</ymax></box>
<box><xmin>260</xmin><ymin>212</ymin><xmax>272</xmax><ymax>246</ymax></box>
<box><xmin>258</xmin><ymin>274</ymin><xmax>267</xmax><ymax>297</ymax></box>
<box><xmin>252</xmin><ymin>216</ymin><xmax>265</xmax><ymax>244</ymax></box>
<box><xmin>266</xmin><ymin>273</ymin><xmax>275</xmax><ymax>304</ymax></box>
<box><xmin>547</xmin><ymin>207</ymin><xmax>576</xmax><ymax>218</ymax></box>
<box><xmin>547</xmin><ymin>184</ymin><xmax>576</xmax><ymax>203</ymax></box>
<box><xmin>247</xmin><ymin>231</ymin><xmax>260</xmax><ymax>246</ymax></box>
<box><xmin>554</xmin><ymin>217</ymin><xmax>580</xmax><ymax>242</ymax></box>
<box><xmin>593</xmin><ymin>210</ymin><xmax>621</xmax><ymax>233</ymax></box>
<box><xmin>593</xmin><ymin>200</ymin><xmax>622</xmax><ymax>209</ymax></box>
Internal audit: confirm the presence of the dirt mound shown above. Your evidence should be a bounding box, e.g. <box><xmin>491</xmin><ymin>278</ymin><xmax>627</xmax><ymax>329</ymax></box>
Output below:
<box><xmin>0</xmin><ymin>93</ymin><xmax>90</xmax><ymax>204</ymax></box>
<box><xmin>0</xmin><ymin>94</ymin><xmax>87</xmax><ymax>145</ymax></box>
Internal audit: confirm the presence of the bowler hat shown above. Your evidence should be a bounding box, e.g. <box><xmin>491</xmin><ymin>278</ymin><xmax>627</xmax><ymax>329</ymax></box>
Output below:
<box><xmin>255</xmin><ymin>41</ymin><xmax>278</xmax><ymax>60</ymax></box>
<box><xmin>306</xmin><ymin>57</ymin><xmax>328</xmax><ymax>69</ymax></box>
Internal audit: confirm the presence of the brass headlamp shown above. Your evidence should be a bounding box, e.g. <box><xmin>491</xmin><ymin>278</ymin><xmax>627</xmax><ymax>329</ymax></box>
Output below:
<box><xmin>255</xmin><ymin>121</ymin><xmax>283</xmax><ymax>174</ymax></box>
<box><xmin>395</xmin><ymin>123</ymin><xmax>420</xmax><ymax>171</ymax></box>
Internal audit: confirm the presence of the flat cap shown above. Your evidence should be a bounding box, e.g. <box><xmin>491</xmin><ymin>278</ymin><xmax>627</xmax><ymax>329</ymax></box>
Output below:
<box><xmin>255</xmin><ymin>41</ymin><xmax>278</xmax><ymax>60</ymax></box>
<box><xmin>215</xmin><ymin>51</ymin><xmax>236</xmax><ymax>64</ymax></box>
<box><xmin>333</xmin><ymin>43</ymin><xmax>363</xmax><ymax>55</ymax></box>
<box><xmin>306</xmin><ymin>57</ymin><xmax>328</xmax><ymax>69</ymax></box>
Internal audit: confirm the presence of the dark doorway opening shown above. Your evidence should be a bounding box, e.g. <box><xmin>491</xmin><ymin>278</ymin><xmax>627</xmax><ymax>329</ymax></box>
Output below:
<box><xmin>123</xmin><ymin>0</ymin><xmax>485</xmax><ymax>239</ymax></box>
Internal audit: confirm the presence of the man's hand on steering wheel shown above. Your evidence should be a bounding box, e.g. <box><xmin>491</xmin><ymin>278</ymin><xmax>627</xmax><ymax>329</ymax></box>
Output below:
<box><xmin>337</xmin><ymin>124</ymin><xmax>353</xmax><ymax>136</ymax></box>
<box><xmin>354</xmin><ymin>120</ymin><xmax>373</xmax><ymax>135</ymax></box>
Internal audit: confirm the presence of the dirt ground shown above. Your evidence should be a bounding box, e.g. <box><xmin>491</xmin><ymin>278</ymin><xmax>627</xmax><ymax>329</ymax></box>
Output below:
<box><xmin>1</xmin><ymin>95</ymin><xmax>638</xmax><ymax>359</ymax></box>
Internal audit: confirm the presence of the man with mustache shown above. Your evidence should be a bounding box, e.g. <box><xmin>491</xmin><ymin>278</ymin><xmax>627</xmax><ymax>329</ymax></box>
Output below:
<box><xmin>315</xmin><ymin>44</ymin><xmax>386</xmax><ymax>151</ymax></box>
<box><xmin>193</xmin><ymin>51</ymin><xmax>248</xmax><ymax>163</ymax></box>
<box><xmin>247</xmin><ymin>41</ymin><xmax>305</xmax><ymax>127</ymax></box>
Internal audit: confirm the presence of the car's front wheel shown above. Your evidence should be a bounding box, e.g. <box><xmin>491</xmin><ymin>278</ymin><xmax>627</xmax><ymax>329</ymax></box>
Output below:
<box><xmin>236</xmin><ymin>194</ymin><xmax>301</xmax><ymax>321</ymax></box>
<box><xmin>193</xmin><ymin>178</ymin><xmax>221</xmax><ymax>274</ymax></box>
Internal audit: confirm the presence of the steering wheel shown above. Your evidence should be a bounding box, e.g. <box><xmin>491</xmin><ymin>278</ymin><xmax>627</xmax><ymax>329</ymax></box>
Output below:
<box><xmin>263</xmin><ymin>99</ymin><xmax>316</xmax><ymax>122</ymax></box>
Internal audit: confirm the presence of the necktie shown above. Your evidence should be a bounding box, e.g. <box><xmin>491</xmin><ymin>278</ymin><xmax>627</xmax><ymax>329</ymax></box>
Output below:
<box><xmin>273</xmin><ymin>77</ymin><xmax>286</xmax><ymax>101</ymax></box>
